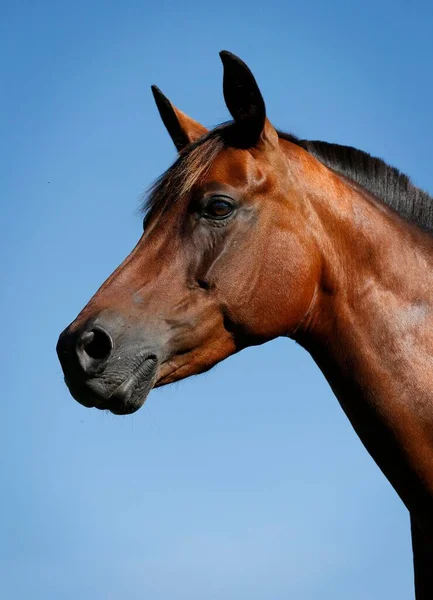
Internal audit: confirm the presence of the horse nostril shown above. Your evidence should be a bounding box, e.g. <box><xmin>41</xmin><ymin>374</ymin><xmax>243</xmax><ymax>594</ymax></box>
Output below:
<box><xmin>80</xmin><ymin>328</ymin><xmax>113</xmax><ymax>361</ymax></box>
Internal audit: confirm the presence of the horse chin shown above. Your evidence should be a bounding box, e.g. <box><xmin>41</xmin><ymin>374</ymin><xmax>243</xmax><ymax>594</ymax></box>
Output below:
<box><xmin>65</xmin><ymin>356</ymin><xmax>158</xmax><ymax>416</ymax></box>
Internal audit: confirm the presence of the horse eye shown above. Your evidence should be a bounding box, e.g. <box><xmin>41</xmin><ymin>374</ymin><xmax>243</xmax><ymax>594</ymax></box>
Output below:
<box><xmin>204</xmin><ymin>198</ymin><xmax>234</xmax><ymax>219</ymax></box>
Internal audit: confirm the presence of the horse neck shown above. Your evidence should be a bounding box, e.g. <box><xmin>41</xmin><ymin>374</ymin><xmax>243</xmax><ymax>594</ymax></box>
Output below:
<box><xmin>294</xmin><ymin>170</ymin><xmax>433</xmax><ymax>535</ymax></box>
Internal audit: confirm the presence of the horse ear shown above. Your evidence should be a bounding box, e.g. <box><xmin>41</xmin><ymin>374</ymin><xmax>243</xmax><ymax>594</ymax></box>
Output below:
<box><xmin>219</xmin><ymin>51</ymin><xmax>274</xmax><ymax>146</ymax></box>
<box><xmin>151</xmin><ymin>86</ymin><xmax>208</xmax><ymax>152</ymax></box>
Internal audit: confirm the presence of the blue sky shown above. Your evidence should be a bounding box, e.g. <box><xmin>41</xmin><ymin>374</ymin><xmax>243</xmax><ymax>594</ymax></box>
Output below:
<box><xmin>1</xmin><ymin>1</ymin><xmax>432</xmax><ymax>598</ymax></box>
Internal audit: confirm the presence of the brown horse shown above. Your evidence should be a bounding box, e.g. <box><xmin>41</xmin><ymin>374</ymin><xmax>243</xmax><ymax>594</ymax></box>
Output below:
<box><xmin>57</xmin><ymin>52</ymin><xmax>433</xmax><ymax>598</ymax></box>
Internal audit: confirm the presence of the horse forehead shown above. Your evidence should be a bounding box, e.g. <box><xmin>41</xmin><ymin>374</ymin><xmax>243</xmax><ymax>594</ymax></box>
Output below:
<box><xmin>204</xmin><ymin>147</ymin><xmax>258</xmax><ymax>186</ymax></box>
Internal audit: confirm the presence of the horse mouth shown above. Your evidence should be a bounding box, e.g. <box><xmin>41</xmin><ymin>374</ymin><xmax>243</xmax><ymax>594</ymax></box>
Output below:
<box><xmin>65</xmin><ymin>355</ymin><xmax>159</xmax><ymax>415</ymax></box>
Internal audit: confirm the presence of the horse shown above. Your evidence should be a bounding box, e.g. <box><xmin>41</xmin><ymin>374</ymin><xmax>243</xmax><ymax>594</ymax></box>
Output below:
<box><xmin>56</xmin><ymin>51</ymin><xmax>433</xmax><ymax>598</ymax></box>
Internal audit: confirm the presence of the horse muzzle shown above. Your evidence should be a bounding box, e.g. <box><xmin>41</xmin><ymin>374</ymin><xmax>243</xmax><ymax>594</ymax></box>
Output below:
<box><xmin>56</xmin><ymin>312</ymin><xmax>161</xmax><ymax>415</ymax></box>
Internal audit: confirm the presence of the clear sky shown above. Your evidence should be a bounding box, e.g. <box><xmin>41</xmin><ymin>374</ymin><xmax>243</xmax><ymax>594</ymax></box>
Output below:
<box><xmin>2</xmin><ymin>1</ymin><xmax>433</xmax><ymax>598</ymax></box>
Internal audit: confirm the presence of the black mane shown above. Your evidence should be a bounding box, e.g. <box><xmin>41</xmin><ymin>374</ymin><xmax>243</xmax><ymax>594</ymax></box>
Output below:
<box><xmin>279</xmin><ymin>131</ymin><xmax>433</xmax><ymax>236</ymax></box>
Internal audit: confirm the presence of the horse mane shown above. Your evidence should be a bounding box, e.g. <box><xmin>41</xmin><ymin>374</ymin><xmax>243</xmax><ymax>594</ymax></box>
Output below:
<box><xmin>143</xmin><ymin>124</ymin><xmax>433</xmax><ymax>236</ymax></box>
<box><xmin>279</xmin><ymin>131</ymin><xmax>433</xmax><ymax>236</ymax></box>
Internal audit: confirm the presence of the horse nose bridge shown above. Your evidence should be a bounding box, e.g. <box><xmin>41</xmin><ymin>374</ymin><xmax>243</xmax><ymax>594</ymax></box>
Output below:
<box><xmin>89</xmin><ymin>249</ymin><xmax>179</xmax><ymax>313</ymax></box>
<box><xmin>110</xmin><ymin>252</ymin><xmax>189</xmax><ymax>311</ymax></box>
<box><xmin>63</xmin><ymin>240</ymin><xmax>187</xmax><ymax>339</ymax></box>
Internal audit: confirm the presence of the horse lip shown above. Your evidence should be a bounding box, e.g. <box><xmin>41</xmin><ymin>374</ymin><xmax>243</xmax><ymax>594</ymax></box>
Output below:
<box><xmin>99</xmin><ymin>354</ymin><xmax>159</xmax><ymax>414</ymax></box>
<box><xmin>108</xmin><ymin>355</ymin><xmax>157</xmax><ymax>401</ymax></box>
<box><xmin>65</xmin><ymin>354</ymin><xmax>159</xmax><ymax>415</ymax></box>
